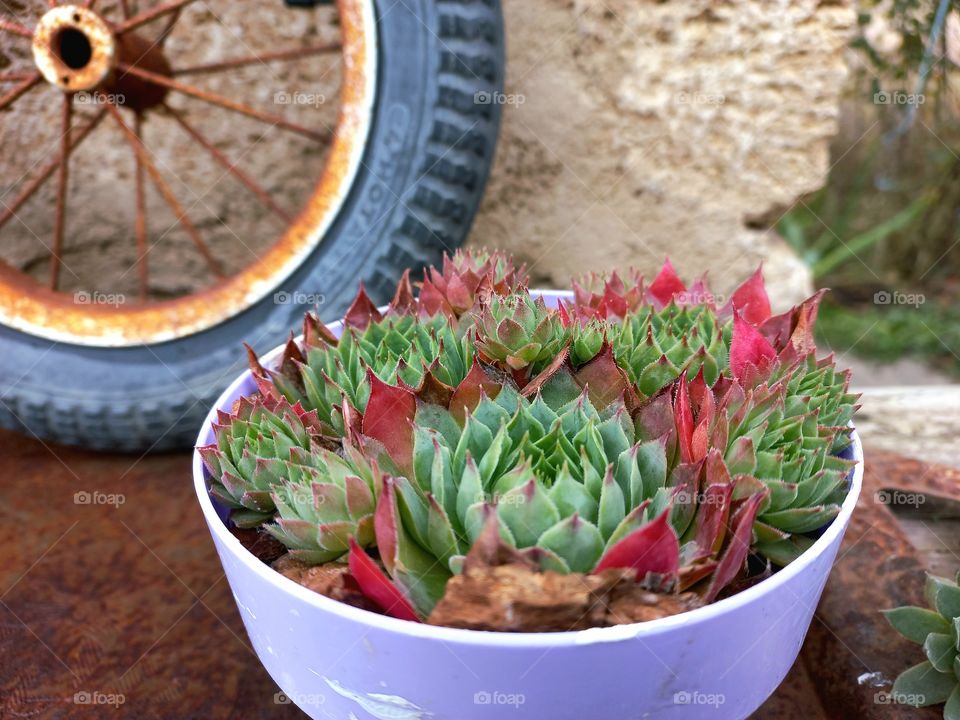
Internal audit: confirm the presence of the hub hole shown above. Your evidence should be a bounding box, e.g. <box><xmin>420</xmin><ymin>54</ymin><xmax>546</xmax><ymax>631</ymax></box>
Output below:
<box><xmin>56</xmin><ymin>28</ymin><xmax>92</xmax><ymax>70</ymax></box>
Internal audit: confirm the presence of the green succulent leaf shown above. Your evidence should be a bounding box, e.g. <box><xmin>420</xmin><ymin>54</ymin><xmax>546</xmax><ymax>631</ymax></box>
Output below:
<box><xmin>883</xmin><ymin>606</ymin><xmax>952</xmax><ymax>645</ymax></box>
<box><xmin>927</xmin><ymin>575</ymin><xmax>960</xmax><ymax>622</ymax></box>
<box><xmin>925</xmin><ymin>632</ymin><xmax>958</xmax><ymax>673</ymax></box>
<box><xmin>892</xmin><ymin>661</ymin><xmax>956</xmax><ymax>707</ymax></box>
<box><xmin>537</xmin><ymin>514</ymin><xmax>605</xmax><ymax>573</ymax></box>
<box><xmin>946</xmin><ymin>686</ymin><xmax>960</xmax><ymax>720</ymax></box>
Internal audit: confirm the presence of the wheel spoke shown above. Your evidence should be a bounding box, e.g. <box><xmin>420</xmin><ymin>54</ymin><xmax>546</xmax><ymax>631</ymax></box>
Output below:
<box><xmin>105</xmin><ymin>102</ymin><xmax>224</xmax><ymax>278</ymax></box>
<box><xmin>0</xmin><ymin>18</ymin><xmax>33</xmax><ymax>39</ymax></box>
<box><xmin>0</xmin><ymin>73</ymin><xmax>40</xmax><ymax>113</ymax></box>
<box><xmin>133</xmin><ymin>112</ymin><xmax>149</xmax><ymax>300</ymax></box>
<box><xmin>156</xmin><ymin>8</ymin><xmax>181</xmax><ymax>47</ymax></box>
<box><xmin>0</xmin><ymin>72</ymin><xmax>36</xmax><ymax>83</ymax></box>
<box><xmin>116</xmin><ymin>0</ymin><xmax>199</xmax><ymax>36</ymax></box>
<box><xmin>173</xmin><ymin>42</ymin><xmax>341</xmax><ymax>77</ymax></box>
<box><xmin>0</xmin><ymin>109</ymin><xmax>107</xmax><ymax>233</ymax></box>
<box><xmin>164</xmin><ymin>104</ymin><xmax>291</xmax><ymax>222</ymax></box>
<box><xmin>116</xmin><ymin>63</ymin><xmax>331</xmax><ymax>142</ymax></box>
<box><xmin>50</xmin><ymin>96</ymin><xmax>73</xmax><ymax>291</ymax></box>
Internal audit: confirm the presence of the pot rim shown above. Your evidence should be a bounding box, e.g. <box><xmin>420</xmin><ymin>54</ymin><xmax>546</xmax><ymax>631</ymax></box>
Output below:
<box><xmin>193</xmin><ymin>289</ymin><xmax>864</xmax><ymax>648</ymax></box>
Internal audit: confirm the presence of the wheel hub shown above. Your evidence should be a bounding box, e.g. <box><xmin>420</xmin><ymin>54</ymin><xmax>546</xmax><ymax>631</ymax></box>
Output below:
<box><xmin>31</xmin><ymin>4</ymin><xmax>172</xmax><ymax>110</ymax></box>
<box><xmin>32</xmin><ymin>6</ymin><xmax>115</xmax><ymax>92</ymax></box>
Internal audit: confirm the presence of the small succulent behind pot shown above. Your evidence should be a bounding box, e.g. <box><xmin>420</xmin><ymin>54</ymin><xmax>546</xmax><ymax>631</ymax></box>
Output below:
<box><xmin>884</xmin><ymin>572</ymin><xmax>960</xmax><ymax>719</ymax></box>
<box><xmin>200</xmin><ymin>250</ymin><xmax>860</xmax><ymax>625</ymax></box>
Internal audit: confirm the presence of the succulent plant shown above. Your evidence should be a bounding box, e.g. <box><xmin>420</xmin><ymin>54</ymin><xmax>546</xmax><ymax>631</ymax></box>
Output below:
<box><xmin>255</xmin><ymin>302</ymin><xmax>475</xmax><ymax>438</ymax></box>
<box><xmin>884</xmin><ymin>572</ymin><xmax>960</xmax><ymax>717</ymax></box>
<box><xmin>602</xmin><ymin>303</ymin><xmax>729</xmax><ymax>396</ymax></box>
<box><xmin>419</xmin><ymin>248</ymin><xmax>528</xmax><ymax>318</ymax></box>
<box><xmin>475</xmin><ymin>292</ymin><xmax>570</xmax><ymax>379</ymax></box>
<box><xmin>205</xmin><ymin>254</ymin><xmax>859</xmax><ymax>623</ymax></box>
<box><xmin>264</xmin><ymin>444</ymin><xmax>378</xmax><ymax>564</ymax></box>
<box><xmin>200</xmin><ymin>395</ymin><xmax>324</xmax><ymax>528</ymax></box>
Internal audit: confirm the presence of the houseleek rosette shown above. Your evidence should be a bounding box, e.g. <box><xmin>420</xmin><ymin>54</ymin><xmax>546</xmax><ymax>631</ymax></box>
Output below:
<box><xmin>200</xmin><ymin>395</ymin><xmax>323</xmax><ymax>528</ymax></box>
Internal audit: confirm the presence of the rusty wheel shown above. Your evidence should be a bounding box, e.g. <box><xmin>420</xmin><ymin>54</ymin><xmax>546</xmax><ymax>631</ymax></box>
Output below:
<box><xmin>0</xmin><ymin>0</ymin><xmax>504</xmax><ymax>450</ymax></box>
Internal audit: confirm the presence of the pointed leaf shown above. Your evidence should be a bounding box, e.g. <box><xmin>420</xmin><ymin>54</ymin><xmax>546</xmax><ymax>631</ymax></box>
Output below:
<box><xmin>729</xmin><ymin>313</ymin><xmax>776</xmax><ymax>381</ymax></box>
<box><xmin>883</xmin><ymin>607</ymin><xmax>952</xmax><ymax>644</ymax></box>
<box><xmin>704</xmin><ymin>490</ymin><xmax>766</xmax><ymax>602</ymax></box>
<box><xmin>648</xmin><ymin>258</ymin><xmax>686</xmax><ymax>305</ymax></box>
<box><xmin>348</xmin><ymin>539</ymin><xmax>420</xmax><ymax>622</ymax></box>
<box><xmin>537</xmin><ymin>514</ymin><xmax>605</xmax><ymax>573</ymax></box>
<box><xmin>729</xmin><ymin>265</ymin><xmax>771</xmax><ymax>325</ymax></box>
<box><xmin>362</xmin><ymin>370</ymin><xmax>416</xmax><ymax>474</ymax></box>
<box><xmin>892</xmin><ymin>661</ymin><xmax>956</xmax><ymax>706</ymax></box>
<box><xmin>593</xmin><ymin>508</ymin><xmax>680</xmax><ymax>578</ymax></box>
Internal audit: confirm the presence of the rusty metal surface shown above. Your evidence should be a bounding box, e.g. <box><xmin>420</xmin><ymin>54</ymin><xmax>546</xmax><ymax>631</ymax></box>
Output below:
<box><xmin>752</xmin><ymin>451</ymin><xmax>960</xmax><ymax>720</ymax></box>
<box><xmin>0</xmin><ymin>0</ymin><xmax>376</xmax><ymax>347</ymax></box>
<box><xmin>31</xmin><ymin>6</ymin><xmax>116</xmax><ymax>92</ymax></box>
<box><xmin>1</xmin><ymin>435</ymin><xmax>956</xmax><ymax>719</ymax></box>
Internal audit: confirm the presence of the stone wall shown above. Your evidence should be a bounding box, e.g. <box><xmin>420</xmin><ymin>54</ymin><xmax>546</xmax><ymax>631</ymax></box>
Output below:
<box><xmin>470</xmin><ymin>0</ymin><xmax>857</xmax><ymax>308</ymax></box>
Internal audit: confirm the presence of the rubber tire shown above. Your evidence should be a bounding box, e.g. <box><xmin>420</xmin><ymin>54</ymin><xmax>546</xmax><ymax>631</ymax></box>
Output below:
<box><xmin>0</xmin><ymin>0</ymin><xmax>504</xmax><ymax>452</ymax></box>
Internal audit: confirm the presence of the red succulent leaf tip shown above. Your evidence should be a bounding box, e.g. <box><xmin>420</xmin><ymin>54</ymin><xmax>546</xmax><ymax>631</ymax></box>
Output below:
<box><xmin>388</xmin><ymin>270</ymin><xmax>418</xmax><ymax>316</ymax></box>
<box><xmin>450</xmin><ymin>357</ymin><xmax>501</xmax><ymax>424</ymax></box>
<box><xmin>648</xmin><ymin>258</ymin><xmax>687</xmax><ymax>305</ymax></box>
<box><xmin>282</xmin><ymin>334</ymin><xmax>305</xmax><ymax>368</ymax></box>
<box><xmin>693</xmin><ymin>482</ymin><xmax>734</xmax><ymax>559</ymax></box>
<box><xmin>417</xmin><ymin>278</ymin><xmax>456</xmax><ymax>319</ymax></box>
<box><xmin>244</xmin><ymin>343</ymin><xmax>268</xmax><ymax>379</ymax></box>
<box><xmin>373</xmin><ymin>475</ymin><xmax>400</xmax><ymax>575</ymax></box>
<box><xmin>572</xmin><ymin>341</ymin><xmax>628</xmax><ymax>408</ymax></box>
<box><xmin>445</xmin><ymin>273</ymin><xmax>475</xmax><ymax>313</ymax></box>
<box><xmin>730</xmin><ymin>265</ymin><xmax>772</xmax><ymax>325</ymax></box>
<box><xmin>687</xmin><ymin>366</ymin><xmax>709</xmax><ymax>409</ymax></box>
<box><xmin>344</xmin><ymin>282</ymin><xmax>383</xmax><ymax>330</ymax></box>
<box><xmin>361</xmin><ymin>370</ymin><xmax>416</xmax><ymax>474</ymax></box>
<box><xmin>557</xmin><ymin>301</ymin><xmax>573</xmax><ymax>328</ymax></box>
<box><xmin>303</xmin><ymin>312</ymin><xmax>339</xmax><ymax>348</ymax></box>
<box><xmin>348</xmin><ymin>538</ymin><xmax>421</xmax><ymax>622</ymax></box>
<box><xmin>690</xmin><ymin>386</ymin><xmax>715</xmax><ymax>462</ymax></box>
<box><xmin>729</xmin><ymin>312</ymin><xmax>777</xmax><ymax>381</ymax></box>
<box><xmin>674</xmin><ymin>372</ymin><xmax>695</xmax><ymax>464</ymax></box>
<box><xmin>704</xmin><ymin>490</ymin><xmax>767</xmax><ymax>603</ymax></box>
<box><xmin>339</xmin><ymin>394</ymin><xmax>363</xmax><ymax>443</ymax></box>
<box><xmin>593</xmin><ymin>507</ymin><xmax>680</xmax><ymax>578</ymax></box>
<box><xmin>600</xmin><ymin>283</ymin><xmax>628</xmax><ymax>319</ymax></box>
<box><xmin>523</xmin><ymin>343</ymin><xmax>571</xmax><ymax>397</ymax></box>
<box><xmin>680</xmin><ymin>275</ymin><xmax>715</xmax><ymax>307</ymax></box>
<box><xmin>786</xmin><ymin>289</ymin><xmax>826</xmax><ymax>358</ymax></box>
